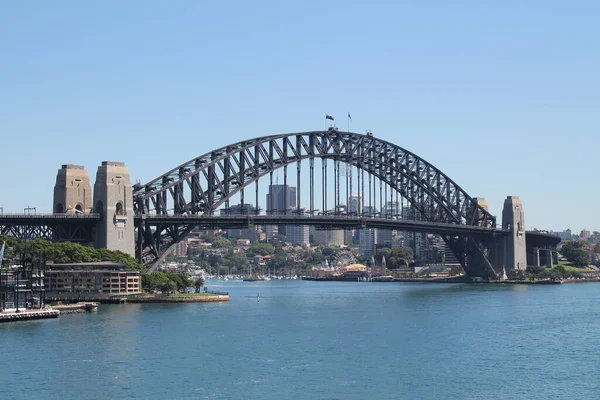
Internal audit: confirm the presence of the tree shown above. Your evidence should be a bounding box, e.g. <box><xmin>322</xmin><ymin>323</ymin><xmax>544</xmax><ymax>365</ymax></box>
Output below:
<box><xmin>571</xmin><ymin>249</ymin><xmax>590</xmax><ymax>267</ymax></box>
<box><xmin>508</xmin><ymin>269</ymin><xmax>527</xmax><ymax>280</ymax></box>
<box><xmin>246</xmin><ymin>243</ymin><xmax>275</xmax><ymax>257</ymax></box>
<box><xmin>212</xmin><ymin>238</ymin><xmax>234</xmax><ymax>248</ymax></box>
<box><xmin>526</xmin><ymin>265</ymin><xmax>545</xmax><ymax>277</ymax></box>
<box><xmin>560</xmin><ymin>241</ymin><xmax>585</xmax><ymax>263</ymax></box>
<box><xmin>161</xmin><ymin>280</ymin><xmax>177</xmax><ymax>295</ymax></box>
<box><xmin>194</xmin><ymin>277</ymin><xmax>205</xmax><ymax>293</ymax></box>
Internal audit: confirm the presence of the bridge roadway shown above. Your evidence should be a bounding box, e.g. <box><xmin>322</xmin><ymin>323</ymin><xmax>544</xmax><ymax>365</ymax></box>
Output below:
<box><xmin>137</xmin><ymin>214</ymin><xmax>509</xmax><ymax>237</ymax></box>
<box><xmin>0</xmin><ymin>213</ymin><xmax>559</xmax><ymax>247</ymax></box>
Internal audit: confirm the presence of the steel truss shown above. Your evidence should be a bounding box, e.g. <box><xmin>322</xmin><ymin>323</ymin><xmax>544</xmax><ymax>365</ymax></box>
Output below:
<box><xmin>0</xmin><ymin>215</ymin><xmax>99</xmax><ymax>243</ymax></box>
<box><xmin>134</xmin><ymin>129</ymin><xmax>500</xmax><ymax>277</ymax></box>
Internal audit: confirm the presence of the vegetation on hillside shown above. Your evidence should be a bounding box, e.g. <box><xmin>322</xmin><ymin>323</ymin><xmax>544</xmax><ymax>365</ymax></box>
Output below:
<box><xmin>0</xmin><ymin>235</ymin><xmax>141</xmax><ymax>270</ymax></box>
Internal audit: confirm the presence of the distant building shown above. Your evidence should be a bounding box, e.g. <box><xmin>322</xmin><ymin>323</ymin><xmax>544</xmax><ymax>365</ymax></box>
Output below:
<box><xmin>359</xmin><ymin>229</ymin><xmax>377</xmax><ymax>260</ymax></box>
<box><xmin>173</xmin><ymin>240</ymin><xmax>188</xmax><ymax>257</ymax></box>
<box><xmin>286</xmin><ymin>208</ymin><xmax>310</xmax><ymax>246</ymax></box>
<box><xmin>266</xmin><ymin>184</ymin><xmax>297</xmax><ymax>240</ymax></box>
<box><xmin>312</xmin><ymin>229</ymin><xmax>345</xmax><ymax>246</ymax></box>
<box><xmin>221</xmin><ymin>203</ymin><xmax>259</xmax><ymax>242</ymax></box>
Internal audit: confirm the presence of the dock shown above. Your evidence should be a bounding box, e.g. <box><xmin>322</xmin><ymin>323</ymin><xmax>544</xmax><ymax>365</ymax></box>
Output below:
<box><xmin>0</xmin><ymin>309</ymin><xmax>60</xmax><ymax>323</ymax></box>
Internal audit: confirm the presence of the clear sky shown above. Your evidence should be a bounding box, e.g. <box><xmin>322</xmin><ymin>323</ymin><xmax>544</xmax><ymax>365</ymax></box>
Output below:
<box><xmin>1</xmin><ymin>1</ymin><xmax>598</xmax><ymax>233</ymax></box>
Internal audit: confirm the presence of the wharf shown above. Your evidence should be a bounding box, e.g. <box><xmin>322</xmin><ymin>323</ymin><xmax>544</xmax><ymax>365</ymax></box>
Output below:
<box><xmin>0</xmin><ymin>309</ymin><xmax>60</xmax><ymax>323</ymax></box>
<box><xmin>52</xmin><ymin>302</ymin><xmax>99</xmax><ymax>314</ymax></box>
<box><xmin>46</xmin><ymin>293</ymin><xmax>229</xmax><ymax>304</ymax></box>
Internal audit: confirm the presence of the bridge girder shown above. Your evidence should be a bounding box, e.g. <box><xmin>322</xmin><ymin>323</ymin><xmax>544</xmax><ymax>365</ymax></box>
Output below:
<box><xmin>133</xmin><ymin>130</ymin><xmax>500</xmax><ymax>276</ymax></box>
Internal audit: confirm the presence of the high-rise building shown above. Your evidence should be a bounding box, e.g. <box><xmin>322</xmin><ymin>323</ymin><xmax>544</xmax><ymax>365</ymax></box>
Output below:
<box><xmin>266</xmin><ymin>184</ymin><xmax>299</xmax><ymax>242</ymax></box>
<box><xmin>266</xmin><ymin>185</ymin><xmax>297</xmax><ymax>214</ymax></box>
<box><xmin>286</xmin><ymin>209</ymin><xmax>310</xmax><ymax>246</ymax></box>
<box><xmin>313</xmin><ymin>229</ymin><xmax>345</xmax><ymax>246</ymax></box>
<box><xmin>359</xmin><ymin>229</ymin><xmax>377</xmax><ymax>260</ymax></box>
<box><xmin>220</xmin><ymin>203</ymin><xmax>259</xmax><ymax>242</ymax></box>
<box><xmin>348</xmin><ymin>194</ymin><xmax>362</xmax><ymax>215</ymax></box>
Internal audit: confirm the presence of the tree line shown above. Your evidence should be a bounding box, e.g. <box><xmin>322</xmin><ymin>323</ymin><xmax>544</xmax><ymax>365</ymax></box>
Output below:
<box><xmin>0</xmin><ymin>236</ymin><xmax>141</xmax><ymax>269</ymax></box>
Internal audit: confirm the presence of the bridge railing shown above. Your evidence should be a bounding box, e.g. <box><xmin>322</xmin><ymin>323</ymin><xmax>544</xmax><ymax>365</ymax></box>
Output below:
<box><xmin>0</xmin><ymin>213</ymin><xmax>102</xmax><ymax>219</ymax></box>
<box><xmin>0</xmin><ymin>213</ymin><xmax>100</xmax><ymax>219</ymax></box>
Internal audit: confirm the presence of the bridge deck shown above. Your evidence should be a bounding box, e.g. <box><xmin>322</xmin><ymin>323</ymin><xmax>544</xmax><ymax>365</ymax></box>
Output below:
<box><xmin>136</xmin><ymin>214</ymin><xmax>509</xmax><ymax>236</ymax></box>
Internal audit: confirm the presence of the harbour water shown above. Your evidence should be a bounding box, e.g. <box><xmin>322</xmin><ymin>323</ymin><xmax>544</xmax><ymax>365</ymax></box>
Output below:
<box><xmin>2</xmin><ymin>280</ymin><xmax>600</xmax><ymax>399</ymax></box>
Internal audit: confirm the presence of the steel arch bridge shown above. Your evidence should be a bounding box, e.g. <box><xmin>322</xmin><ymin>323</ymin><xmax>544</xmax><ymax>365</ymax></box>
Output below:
<box><xmin>133</xmin><ymin>129</ymin><xmax>501</xmax><ymax>277</ymax></box>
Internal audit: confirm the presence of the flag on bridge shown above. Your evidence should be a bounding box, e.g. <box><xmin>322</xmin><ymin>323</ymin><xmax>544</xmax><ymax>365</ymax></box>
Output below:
<box><xmin>0</xmin><ymin>242</ymin><xmax>5</xmax><ymax>266</ymax></box>
<box><xmin>348</xmin><ymin>112</ymin><xmax>351</xmax><ymax>121</ymax></box>
<box><xmin>325</xmin><ymin>114</ymin><xmax>334</xmax><ymax>121</ymax></box>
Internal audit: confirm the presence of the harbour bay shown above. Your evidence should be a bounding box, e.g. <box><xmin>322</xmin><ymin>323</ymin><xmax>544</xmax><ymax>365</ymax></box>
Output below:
<box><xmin>2</xmin><ymin>280</ymin><xmax>599</xmax><ymax>399</ymax></box>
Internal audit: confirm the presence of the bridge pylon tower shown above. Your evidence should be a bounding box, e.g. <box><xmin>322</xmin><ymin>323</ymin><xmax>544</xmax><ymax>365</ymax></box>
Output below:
<box><xmin>501</xmin><ymin>196</ymin><xmax>527</xmax><ymax>271</ymax></box>
<box><xmin>92</xmin><ymin>161</ymin><xmax>135</xmax><ymax>256</ymax></box>
<box><xmin>53</xmin><ymin>164</ymin><xmax>92</xmax><ymax>214</ymax></box>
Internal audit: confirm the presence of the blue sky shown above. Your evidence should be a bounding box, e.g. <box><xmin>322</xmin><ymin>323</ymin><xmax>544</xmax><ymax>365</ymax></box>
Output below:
<box><xmin>1</xmin><ymin>1</ymin><xmax>598</xmax><ymax>232</ymax></box>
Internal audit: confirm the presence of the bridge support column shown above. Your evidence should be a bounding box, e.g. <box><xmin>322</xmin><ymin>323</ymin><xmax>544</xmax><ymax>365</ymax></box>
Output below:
<box><xmin>501</xmin><ymin>196</ymin><xmax>527</xmax><ymax>272</ymax></box>
<box><xmin>93</xmin><ymin>161</ymin><xmax>135</xmax><ymax>256</ymax></box>
<box><xmin>465</xmin><ymin>198</ymin><xmax>501</xmax><ymax>279</ymax></box>
<box><xmin>545</xmin><ymin>249</ymin><xmax>554</xmax><ymax>268</ymax></box>
<box><xmin>53</xmin><ymin>165</ymin><xmax>92</xmax><ymax>214</ymax></box>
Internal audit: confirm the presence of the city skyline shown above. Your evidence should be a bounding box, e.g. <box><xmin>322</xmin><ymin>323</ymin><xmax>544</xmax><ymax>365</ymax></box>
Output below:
<box><xmin>2</xmin><ymin>2</ymin><xmax>599</xmax><ymax>232</ymax></box>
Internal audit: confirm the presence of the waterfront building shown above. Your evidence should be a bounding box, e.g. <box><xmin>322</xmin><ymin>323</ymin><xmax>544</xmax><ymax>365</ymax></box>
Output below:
<box><xmin>45</xmin><ymin>261</ymin><xmax>141</xmax><ymax>295</ymax></box>
<box><xmin>0</xmin><ymin>261</ymin><xmax>46</xmax><ymax>311</ymax></box>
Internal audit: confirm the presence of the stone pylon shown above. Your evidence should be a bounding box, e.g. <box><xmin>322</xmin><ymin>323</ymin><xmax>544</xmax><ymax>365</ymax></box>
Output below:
<box><xmin>502</xmin><ymin>196</ymin><xmax>527</xmax><ymax>271</ymax></box>
<box><xmin>53</xmin><ymin>164</ymin><xmax>92</xmax><ymax>214</ymax></box>
<box><xmin>92</xmin><ymin>161</ymin><xmax>135</xmax><ymax>256</ymax></box>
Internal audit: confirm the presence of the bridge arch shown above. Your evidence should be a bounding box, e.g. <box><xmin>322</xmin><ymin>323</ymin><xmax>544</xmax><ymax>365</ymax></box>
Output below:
<box><xmin>134</xmin><ymin>129</ymin><xmax>497</xmax><ymax>274</ymax></box>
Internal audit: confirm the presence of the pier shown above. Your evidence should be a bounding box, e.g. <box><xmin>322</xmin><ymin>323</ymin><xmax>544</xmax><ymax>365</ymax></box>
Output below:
<box><xmin>0</xmin><ymin>309</ymin><xmax>59</xmax><ymax>323</ymax></box>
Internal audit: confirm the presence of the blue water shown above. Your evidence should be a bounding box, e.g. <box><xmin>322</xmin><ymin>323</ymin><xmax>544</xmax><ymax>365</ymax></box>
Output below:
<box><xmin>2</xmin><ymin>280</ymin><xmax>600</xmax><ymax>399</ymax></box>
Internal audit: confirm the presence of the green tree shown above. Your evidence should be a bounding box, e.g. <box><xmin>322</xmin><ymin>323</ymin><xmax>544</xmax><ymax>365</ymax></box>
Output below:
<box><xmin>212</xmin><ymin>238</ymin><xmax>234</xmax><ymax>248</ymax></box>
<box><xmin>571</xmin><ymin>249</ymin><xmax>590</xmax><ymax>267</ymax></box>
<box><xmin>526</xmin><ymin>265</ymin><xmax>545</xmax><ymax>277</ymax></box>
<box><xmin>161</xmin><ymin>280</ymin><xmax>177</xmax><ymax>295</ymax></box>
<box><xmin>246</xmin><ymin>243</ymin><xmax>275</xmax><ymax>257</ymax></box>
<box><xmin>560</xmin><ymin>241</ymin><xmax>584</xmax><ymax>262</ymax></box>
<box><xmin>194</xmin><ymin>277</ymin><xmax>205</xmax><ymax>293</ymax></box>
<box><xmin>507</xmin><ymin>269</ymin><xmax>526</xmax><ymax>280</ymax></box>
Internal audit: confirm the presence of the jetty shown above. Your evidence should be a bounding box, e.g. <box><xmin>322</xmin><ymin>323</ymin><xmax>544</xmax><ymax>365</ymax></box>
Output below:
<box><xmin>0</xmin><ymin>309</ymin><xmax>60</xmax><ymax>323</ymax></box>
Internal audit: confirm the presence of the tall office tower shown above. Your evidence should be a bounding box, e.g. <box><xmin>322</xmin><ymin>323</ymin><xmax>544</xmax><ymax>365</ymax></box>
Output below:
<box><xmin>348</xmin><ymin>194</ymin><xmax>362</xmax><ymax>215</ymax></box>
<box><xmin>266</xmin><ymin>184</ymin><xmax>297</xmax><ymax>240</ymax></box>
<box><xmin>220</xmin><ymin>203</ymin><xmax>259</xmax><ymax>242</ymax></box>
<box><xmin>286</xmin><ymin>209</ymin><xmax>310</xmax><ymax>246</ymax></box>
<box><xmin>359</xmin><ymin>229</ymin><xmax>378</xmax><ymax>261</ymax></box>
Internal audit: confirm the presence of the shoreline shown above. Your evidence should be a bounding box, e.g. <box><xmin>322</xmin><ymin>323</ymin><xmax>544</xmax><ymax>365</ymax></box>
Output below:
<box><xmin>302</xmin><ymin>276</ymin><xmax>599</xmax><ymax>285</ymax></box>
<box><xmin>46</xmin><ymin>293</ymin><xmax>230</xmax><ymax>304</ymax></box>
